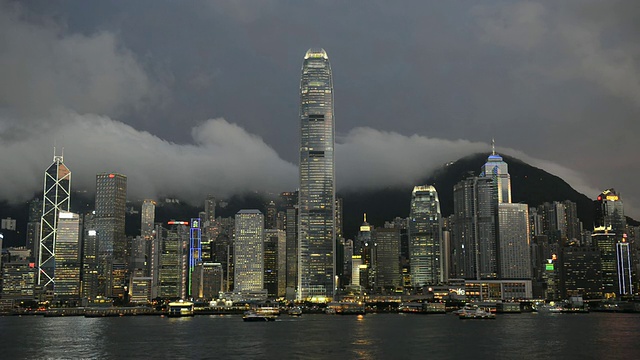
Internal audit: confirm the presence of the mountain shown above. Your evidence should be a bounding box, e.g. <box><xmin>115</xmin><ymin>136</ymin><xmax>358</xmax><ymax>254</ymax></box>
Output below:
<box><xmin>339</xmin><ymin>153</ymin><xmax>599</xmax><ymax>239</ymax></box>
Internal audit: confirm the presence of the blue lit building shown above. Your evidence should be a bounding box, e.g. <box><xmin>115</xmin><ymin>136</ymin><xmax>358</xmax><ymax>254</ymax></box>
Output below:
<box><xmin>189</xmin><ymin>218</ymin><xmax>202</xmax><ymax>297</ymax></box>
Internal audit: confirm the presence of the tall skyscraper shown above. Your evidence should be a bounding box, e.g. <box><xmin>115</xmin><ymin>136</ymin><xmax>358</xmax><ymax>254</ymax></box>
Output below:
<box><xmin>409</xmin><ymin>185</ymin><xmax>443</xmax><ymax>287</ymax></box>
<box><xmin>158</xmin><ymin>221</ymin><xmax>189</xmax><ymax>299</ymax></box>
<box><xmin>234</xmin><ymin>210</ymin><xmax>265</xmax><ymax>292</ymax></box>
<box><xmin>38</xmin><ymin>150</ymin><xmax>71</xmax><ymax>293</ymax></box>
<box><xmin>298</xmin><ymin>48</ymin><xmax>335</xmax><ymax>300</ymax></box>
<box><xmin>95</xmin><ymin>173</ymin><xmax>127</xmax><ymax>297</ymax></box>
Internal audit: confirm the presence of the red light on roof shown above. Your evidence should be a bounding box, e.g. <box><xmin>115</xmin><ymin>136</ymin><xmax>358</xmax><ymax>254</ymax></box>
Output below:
<box><xmin>597</xmin><ymin>196</ymin><xmax>602</xmax><ymax>201</ymax></box>
<box><xmin>109</xmin><ymin>174</ymin><xmax>115</xmax><ymax>178</ymax></box>
<box><xmin>29</xmin><ymin>263</ymin><xmax>35</xmax><ymax>268</ymax></box>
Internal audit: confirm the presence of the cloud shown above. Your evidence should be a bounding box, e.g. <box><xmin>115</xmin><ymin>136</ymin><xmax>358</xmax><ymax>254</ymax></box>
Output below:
<box><xmin>0</xmin><ymin>111</ymin><xmax>298</xmax><ymax>203</ymax></box>
<box><xmin>0</xmin><ymin>2</ymin><xmax>156</xmax><ymax>119</ymax></box>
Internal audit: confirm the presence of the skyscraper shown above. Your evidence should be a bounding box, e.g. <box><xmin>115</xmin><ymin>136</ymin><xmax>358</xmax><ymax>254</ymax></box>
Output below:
<box><xmin>141</xmin><ymin>200</ymin><xmax>156</xmax><ymax>241</ymax></box>
<box><xmin>497</xmin><ymin>203</ymin><xmax>531</xmax><ymax>279</ymax></box>
<box><xmin>409</xmin><ymin>185</ymin><xmax>443</xmax><ymax>287</ymax></box>
<box><xmin>95</xmin><ymin>173</ymin><xmax>127</xmax><ymax>297</ymax></box>
<box><xmin>54</xmin><ymin>211</ymin><xmax>82</xmax><ymax>299</ymax></box>
<box><xmin>38</xmin><ymin>150</ymin><xmax>71</xmax><ymax>293</ymax></box>
<box><xmin>452</xmin><ymin>176</ymin><xmax>498</xmax><ymax>280</ymax></box>
<box><xmin>594</xmin><ymin>189</ymin><xmax>626</xmax><ymax>241</ymax></box>
<box><xmin>234</xmin><ymin>210</ymin><xmax>264</xmax><ymax>292</ymax></box>
<box><xmin>298</xmin><ymin>48</ymin><xmax>335</xmax><ymax>300</ymax></box>
<box><xmin>480</xmin><ymin>142</ymin><xmax>511</xmax><ymax>204</ymax></box>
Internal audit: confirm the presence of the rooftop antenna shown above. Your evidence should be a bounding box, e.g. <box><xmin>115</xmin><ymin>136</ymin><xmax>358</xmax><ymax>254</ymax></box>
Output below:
<box><xmin>491</xmin><ymin>138</ymin><xmax>496</xmax><ymax>156</ymax></box>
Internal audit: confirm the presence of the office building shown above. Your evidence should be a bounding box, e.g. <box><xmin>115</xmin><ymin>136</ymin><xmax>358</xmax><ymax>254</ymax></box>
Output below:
<box><xmin>38</xmin><ymin>150</ymin><xmax>71</xmax><ymax>293</ymax></box>
<box><xmin>409</xmin><ymin>186</ymin><xmax>443</xmax><ymax>287</ymax></box>
<box><xmin>234</xmin><ymin>210</ymin><xmax>264</xmax><ymax>292</ymax></box>
<box><xmin>264</xmin><ymin>229</ymin><xmax>286</xmax><ymax>297</ymax></box>
<box><xmin>298</xmin><ymin>48</ymin><xmax>336</xmax><ymax>300</ymax></box>
<box><xmin>191</xmin><ymin>262</ymin><xmax>224</xmax><ymax>300</ymax></box>
<box><xmin>375</xmin><ymin>226</ymin><xmax>401</xmax><ymax>290</ymax></box>
<box><xmin>95</xmin><ymin>173</ymin><xmax>127</xmax><ymax>297</ymax></box>
<box><xmin>54</xmin><ymin>211</ymin><xmax>81</xmax><ymax>299</ymax></box>
<box><xmin>498</xmin><ymin>203</ymin><xmax>531</xmax><ymax>279</ymax></box>
<box><xmin>81</xmin><ymin>213</ymin><xmax>100</xmax><ymax>299</ymax></box>
<box><xmin>452</xmin><ymin>176</ymin><xmax>498</xmax><ymax>280</ymax></box>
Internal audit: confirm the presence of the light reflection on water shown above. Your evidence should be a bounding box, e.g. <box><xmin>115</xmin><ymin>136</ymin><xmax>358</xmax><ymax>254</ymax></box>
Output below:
<box><xmin>1</xmin><ymin>313</ymin><xmax>640</xmax><ymax>359</ymax></box>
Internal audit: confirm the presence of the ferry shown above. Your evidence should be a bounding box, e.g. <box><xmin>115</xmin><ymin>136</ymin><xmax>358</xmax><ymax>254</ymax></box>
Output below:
<box><xmin>167</xmin><ymin>301</ymin><xmax>194</xmax><ymax>317</ymax></box>
<box><xmin>458</xmin><ymin>305</ymin><xmax>496</xmax><ymax>319</ymax></box>
<box><xmin>243</xmin><ymin>310</ymin><xmax>277</xmax><ymax>322</ymax></box>
<box><xmin>288</xmin><ymin>307</ymin><xmax>303</xmax><ymax>316</ymax></box>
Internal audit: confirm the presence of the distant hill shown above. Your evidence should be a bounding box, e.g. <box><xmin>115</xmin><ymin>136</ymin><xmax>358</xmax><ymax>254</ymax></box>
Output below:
<box><xmin>339</xmin><ymin>153</ymin><xmax>599</xmax><ymax>239</ymax></box>
<box><xmin>1</xmin><ymin>153</ymin><xmax>633</xmax><ymax>246</ymax></box>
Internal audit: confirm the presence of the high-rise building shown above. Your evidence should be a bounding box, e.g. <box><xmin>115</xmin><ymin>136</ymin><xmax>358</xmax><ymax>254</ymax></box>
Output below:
<box><xmin>595</xmin><ymin>189</ymin><xmax>626</xmax><ymax>241</ymax></box>
<box><xmin>452</xmin><ymin>176</ymin><xmax>498</xmax><ymax>280</ymax></box>
<box><xmin>592</xmin><ymin>228</ymin><xmax>618</xmax><ymax>297</ymax></box>
<box><xmin>141</xmin><ymin>200</ymin><xmax>156</xmax><ymax>241</ymax></box>
<box><xmin>356</xmin><ymin>215</ymin><xmax>375</xmax><ymax>290</ymax></box>
<box><xmin>38</xmin><ymin>151</ymin><xmax>71</xmax><ymax>294</ymax></box>
<box><xmin>26</xmin><ymin>198</ymin><xmax>42</xmax><ymax>262</ymax></box>
<box><xmin>561</xmin><ymin>245</ymin><xmax>602</xmax><ymax>299</ymax></box>
<box><xmin>234</xmin><ymin>210</ymin><xmax>264</xmax><ymax>292</ymax></box>
<box><xmin>95</xmin><ymin>173</ymin><xmax>127</xmax><ymax>297</ymax></box>
<box><xmin>298</xmin><ymin>48</ymin><xmax>335</xmax><ymax>300</ymax></box>
<box><xmin>282</xmin><ymin>192</ymin><xmax>298</xmax><ymax>296</ymax></box>
<box><xmin>54</xmin><ymin>211</ymin><xmax>82</xmax><ymax>299</ymax></box>
<box><xmin>375</xmin><ymin>226</ymin><xmax>401</xmax><ymax>290</ymax></box>
<box><xmin>616</xmin><ymin>240</ymin><xmax>633</xmax><ymax>296</ymax></box>
<box><xmin>497</xmin><ymin>203</ymin><xmax>531</xmax><ymax>279</ymax></box>
<box><xmin>158</xmin><ymin>221</ymin><xmax>189</xmax><ymax>299</ymax></box>
<box><xmin>409</xmin><ymin>186</ymin><xmax>443</xmax><ymax>287</ymax></box>
<box><xmin>81</xmin><ymin>213</ymin><xmax>99</xmax><ymax>299</ymax></box>
<box><xmin>480</xmin><ymin>143</ymin><xmax>511</xmax><ymax>204</ymax></box>
<box><xmin>188</xmin><ymin>218</ymin><xmax>202</xmax><ymax>296</ymax></box>
<box><xmin>191</xmin><ymin>262</ymin><xmax>223</xmax><ymax>300</ymax></box>
<box><xmin>264</xmin><ymin>229</ymin><xmax>286</xmax><ymax>297</ymax></box>
<box><xmin>204</xmin><ymin>195</ymin><xmax>216</xmax><ymax>224</ymax></box>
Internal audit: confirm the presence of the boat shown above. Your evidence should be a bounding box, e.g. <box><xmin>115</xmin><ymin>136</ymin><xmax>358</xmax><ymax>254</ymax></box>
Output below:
<box><xmin>243</xmin><ymin>311</ymin><xmax>277</xmax><ymax>322</ymax></box>
<box><xmin>458</xmin><ymin>306</ymin><xmax>496</xmax><ymax>319</ymax></box>
<box><xmin>167</xmin><ymin>300</ymin><xmax>194</xmax><ymax>317</ymax></box>
<box><xmin>288</xmin><ymin>307</ymin><xmax>303</xmax><ymax>316</ymax></box>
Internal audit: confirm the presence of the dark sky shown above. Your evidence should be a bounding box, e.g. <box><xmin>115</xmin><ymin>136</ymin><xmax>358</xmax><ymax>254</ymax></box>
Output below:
<box><xmin>0</xmin><ymin>1</ymin><xmax>638</xmax><ymax>217</ymax></box>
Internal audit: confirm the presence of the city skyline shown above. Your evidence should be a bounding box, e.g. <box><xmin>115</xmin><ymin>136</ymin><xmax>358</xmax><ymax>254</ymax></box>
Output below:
<box><xmin>0</xmin><ymin>1</ymin><xmax>638</xmax><ymax>218</ymax></box>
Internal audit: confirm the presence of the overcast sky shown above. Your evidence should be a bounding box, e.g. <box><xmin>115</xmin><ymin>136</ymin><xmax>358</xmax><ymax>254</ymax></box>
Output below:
<box><xmin>1</xmin><ymin>1</ymin><xmax>638</xmax><ymax>217</ymax></box>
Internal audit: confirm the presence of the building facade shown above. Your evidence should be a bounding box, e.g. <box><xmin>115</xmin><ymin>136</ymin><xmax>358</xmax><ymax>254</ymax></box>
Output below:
<box><xmin>234</xmin><ymin>210</ymin><xmax>264</xmax><ymax>292</ymax></box>
<box><xmin>298</xmin><ymin>48</ymin><xmax>336</xmax><ymax>300</ymax></box>
<box><xmin>409</xmin><ymin>186</ymin><xmax>443</xmax><ymax>287</ymax></box>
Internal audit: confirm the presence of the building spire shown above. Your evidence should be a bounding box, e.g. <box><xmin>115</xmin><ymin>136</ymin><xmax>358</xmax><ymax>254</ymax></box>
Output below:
<box><xmin>491</xmin><ymin>138</ymin><xmax>496</xmax><ymax>156</ymax></box>
<box><xmin>364</xmin><ymin>213</ymin><xmax>367</xmax><ymax>223</ymax></box>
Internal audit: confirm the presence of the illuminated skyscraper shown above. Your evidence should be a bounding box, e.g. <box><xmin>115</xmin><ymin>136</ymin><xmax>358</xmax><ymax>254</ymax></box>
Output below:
<box><xmin>54</xmin><ymin>211</ymin><xmax>81</xmax><ymax>298</ymax></box>
<box><xmin>38</xmin><ymin>150</ymin><xmax>71</xmax><ymax>293</ymax></box>
<box><xmin>95</xmin><ymin>173</ymin><xmax>127</xmax><ymax>297</ymax></box>
<box><xmin>594</xmin><ymin>189</ymin><xmax>626</xmax><ymax>241</ymax></box>
<box><xmin>189</xmin><ymin>218</ymin><xmax>202</xmax><ymax>296</ymax></box>
<box><xmin>480</xmin><ymin>141</ymin><xmax>511</xmax><ymax>204</ymax></box>
<box><xmin>298</xmin><ymin>48</ymin><xmax>335</xmax><ymax>300</ymax></box>
<box><xmin>409</xmin><ymin>186</ymin><xmax>443</xmax><ymax>287</ymax></box>
<box><xmin>234</xmin><ymin>210</ymin><xmax>264</xmax><ymax>292</ymax></box>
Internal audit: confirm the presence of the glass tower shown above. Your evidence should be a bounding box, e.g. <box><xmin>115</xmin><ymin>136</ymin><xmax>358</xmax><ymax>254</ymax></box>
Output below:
<box><xmin>38</xmin><ymin>150</ymin><xmax>71</xmax><ymax>292</ymax></box>
<box><xmin>298</xmin><ymin>48</ymin><xmax>336</xmax><ymax>300</ymax></box>
<box><xmin>409</xmin><ymin>185</ymin><xmax>443</xmax><ymax>287</ymax></box>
